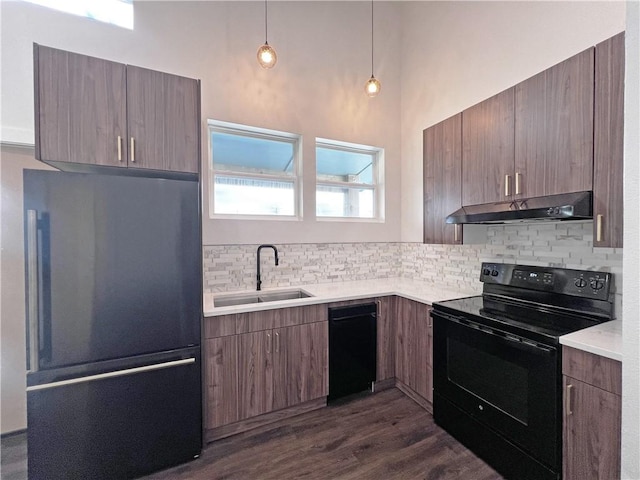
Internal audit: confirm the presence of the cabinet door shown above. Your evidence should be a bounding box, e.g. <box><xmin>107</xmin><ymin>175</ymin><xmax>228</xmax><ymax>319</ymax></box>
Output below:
<box><xmin>205</xmin><ymin>336</ymin><xmax>238</xmax><ymax>429</ymax></box>
<box><xmin>376</xmin><ymin>297</ymin><xmax>395</xmax><ymax>381</ymax></box>
<box><xmin>514</xmin><ymin>70</ymin><xmax>546</xmax><ymax>198</ymax></box>
<box><xmin>414</xmin><ymin>303</ymin><xmax>432</xmax><ymax>402</ymax></box>
<box><xmin>127</xmin><ymin>66</ymin><xmax>200</xmax><ymax>173</ymax></box>
<box><xmin>563</xmin><ymin>376</ymin><xmax>621</xmax><ymax>480</ymax></box>
<box><xmin>274</xmin><ymin>322</ymin><xmax>328</xmax><ymax>410</ymax></box>
<box><xmin>462</xmin><ymin>88</ymin><xmax>515</xmax><ymax>205</ymax></box>
<box><xmin>238</xmin><ymin>330</ymin><xmax>273</xmax><ymax>420</ymax></box>
<box><xmin>515</xmin><ymin>48</ymin><xmax>594</xmax><ymax>198</ymax></box>
<box><xmin>424</xmin><ymin>114</ymin><xmax>463</xmax><ymax>244</ymax></box>
<box><xmin>34</xmin><ymin>45</ymin><xmax>127</xmax><ymax>167</ymax></box>
<box><xmin>594</xmin><ymin>33</ymin><xmax>625</xmax><ymax>248</ymax></box>
<box><xmin>395</xmin><ymin>297</ymin><xmax>415</xmax><ymax>386</ymax></box>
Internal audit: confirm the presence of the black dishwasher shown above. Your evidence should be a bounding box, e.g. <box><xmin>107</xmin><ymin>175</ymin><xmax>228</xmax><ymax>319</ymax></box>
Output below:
<box><xmin>328</xmin><ymin>303</ymin><xmax>377</xmax><ymax>402</ymax></box>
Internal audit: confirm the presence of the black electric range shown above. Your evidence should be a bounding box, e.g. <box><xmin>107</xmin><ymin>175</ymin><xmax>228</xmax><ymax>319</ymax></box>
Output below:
<box><xmin>431</xmin><ymin>262</ymin><xmax>614</xmax><ymax>480</ymax></box>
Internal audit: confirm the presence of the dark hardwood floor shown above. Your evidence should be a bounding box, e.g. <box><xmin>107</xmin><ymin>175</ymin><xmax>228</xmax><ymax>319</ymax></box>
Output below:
<box><xmin>1</xmin><ymin>388</ymin><xmax>502</xmax><ymax>480</ymax></box>
<box><xmin>0</xmin><ymin>431</ymin><xmax>27</xmax><ymax>480</ymax></box>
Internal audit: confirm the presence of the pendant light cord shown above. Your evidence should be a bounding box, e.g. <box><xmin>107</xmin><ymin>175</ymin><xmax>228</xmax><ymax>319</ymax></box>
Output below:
<box><xmin>265</xmin><ymin>0</ymin><xmax>269</xmax><ymax>43</ymax></box>
<box><xmin>371</xmin><ymin>0</ymin><xmax>374</xmax><ymax>76</ymax></box>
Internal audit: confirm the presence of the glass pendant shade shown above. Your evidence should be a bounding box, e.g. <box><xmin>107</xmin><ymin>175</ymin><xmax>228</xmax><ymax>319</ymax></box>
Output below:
<box><xmin>365</xmin><ymin>75</ymin><xmax>381</xmax><ymax>97</ymax></box>
<box><xmin>257</xmin><ymin>42</ymin><xmax>277</xmax><ymax>69</ymax></box>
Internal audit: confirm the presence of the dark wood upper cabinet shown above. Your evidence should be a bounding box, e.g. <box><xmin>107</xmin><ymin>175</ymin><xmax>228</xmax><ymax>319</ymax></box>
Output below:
<box><xmin>594</xmin><ymin>32</ymin><xmax>625</xmax><ymax>248</ymax></box>
<box><xmin>127</xmin><ymin>66</ymin><xmax>199</xmax><ymax>173</ymax></box>
<box><xmin>462</xmin><ymin>88</ymin><xmax>515</xmax><ymax>205</ymax></box>
<box><xmin>34</xmin><ymin>44</ymin><xmax>200</xmax><ymax>175</ymax></box>
<box><xmin>423</xmin><ymin>114</ymin><xmax>463</xmax><ymax>244</ymax></box>
<box><xmin>515</xmin><ymin>48</ymin><xmax>594</xmax><ymax>198</ymax></box>
<box><xmin>34</xmin><ymin>45</ymin><xmax>127</xmax><ymax>167</ymax></box>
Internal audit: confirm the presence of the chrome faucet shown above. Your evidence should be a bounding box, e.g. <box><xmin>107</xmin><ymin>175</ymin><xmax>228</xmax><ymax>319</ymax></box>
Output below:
<box><xmin>257</xmin><ymin>244</ymin><xmax>279</xmax><ymax>291</ymax></box>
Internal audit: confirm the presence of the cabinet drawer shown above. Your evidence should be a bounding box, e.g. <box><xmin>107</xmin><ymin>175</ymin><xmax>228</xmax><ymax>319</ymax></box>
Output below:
<box><xmin>562</xmin><ymin>346</ymin><xmax>621</xmax><ymax>395</ymax></box>
<box><xmin>204</xmin><ymin>314</ymin><xmax>237</xmax><ymax>338</ymax></box>
<box><xmin>237</xmin><ymin>304</ymin><xmax>327</xmax><ymax>333</ymax></box>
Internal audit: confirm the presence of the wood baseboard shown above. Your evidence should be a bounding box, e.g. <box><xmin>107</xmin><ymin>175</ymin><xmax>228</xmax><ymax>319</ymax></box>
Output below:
<box><xmin>373</xmin><ymin>378</ymin><xmax>395</xmax><ymax>392</ymax></box>
<box><xmin>205</xmin><ymin>397</ymin><xmax>327</xmax><ymax>443</ymax></box>
<box><xmin>395</xmin><ymin>379</ymin><xmax>433</xmax><ymax>414</ymax></box>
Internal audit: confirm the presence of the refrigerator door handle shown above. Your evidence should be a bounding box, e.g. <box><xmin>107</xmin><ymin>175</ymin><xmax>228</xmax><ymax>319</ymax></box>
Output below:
<box><xmin>26</xmin><ymin>209</ymin><xmax>39</xmax><ymax>373</ymax></box>
<box><xmin>26</xmin><ymin>357</ymin><xmax>196</xmax><ymax>392</ymax></box>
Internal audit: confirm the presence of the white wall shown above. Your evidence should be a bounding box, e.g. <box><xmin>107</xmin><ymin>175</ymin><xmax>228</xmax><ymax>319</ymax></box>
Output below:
<box><xmin>0</xmin><ymin>0</ymin><xmax>402</xmax><ymax>434</ymax></box>
<box><xmin>622</xmin><ymin>1</ymin><xmax>640</xmax><ymax>477</ymax></box>
<box><xmin>399</xmin><ymin>1</ymin><xmax>626</xmax><ymax>242</ymax></box>
<box><xmin>399</xmin><ymin>2</ymin><xmax>639</xmax><ymax>477</ymax></box>
<box><xmin>0</xmin><ymin>146</ymin><xmax>54</xmax><ymax>434</ymax></box>
<box><xmin>0</xmin><ymin>0</ymin><xmax>403</xmax><ymax>246</ymax></box>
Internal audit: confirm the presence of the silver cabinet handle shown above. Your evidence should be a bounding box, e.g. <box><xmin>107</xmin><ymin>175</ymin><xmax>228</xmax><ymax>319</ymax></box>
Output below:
<box><xmin>266</xmin><ymin>333</ymin><xmax>271</xmax><ymax>354</ymax></box>
<box><xmin>515</xmin><ymin>172</ymin><xmax>521</xmax><ymax>195</ymax></box>
<box><xmin>504</xmin><ymin>174</ymin><xmax>511</xmax><ymax>197</ymax></box>
<box><xmin>26</xmin><ymin>210</ymin><xmax>39</xmax><ymax>373</ymax></box>
<box><xmin>26</xmin><ymin>358</ymin><xmax>195</xmax><ymax>392</ymax></box>
<box><xmin>130</xmin><ymin>137</ymin><xmax>135</xmax><ymax>163</ymax></box>
<box><xmin>596</xmin><ymin>214</ymin><xmax>604</xmax><ymax>243</ymax></box>
<box><xmin>275</xmin><ymin>332</ymin><xmax>280</xmax><ymax>353</ymax></box>
<box><xmin>117</xmin><ymin>135</ymin><xmax>123</xmax><ymax>162</ymax></box>
<box><xmin>566</xmin><ymin>383</ymin><xmax>574</xmax><ymax>415</ymax></box>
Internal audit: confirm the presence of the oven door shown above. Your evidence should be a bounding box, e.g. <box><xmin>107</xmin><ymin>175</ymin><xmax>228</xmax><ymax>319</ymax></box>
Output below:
<box><xmin>432</xmin><ymin>309</ymin><xmax>560</xmax><ymax>470</ymax></box>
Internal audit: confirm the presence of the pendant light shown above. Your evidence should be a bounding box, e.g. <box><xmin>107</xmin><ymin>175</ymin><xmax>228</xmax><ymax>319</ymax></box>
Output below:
<box><xmin>257</xmin><ymin>0</ymin><xmax>277</xmax><ymax>69</ymax></box>
<box><xmin>365</xmin><ymin>0</ymin><xmax>381</xmax><ymax>97</ymax></box>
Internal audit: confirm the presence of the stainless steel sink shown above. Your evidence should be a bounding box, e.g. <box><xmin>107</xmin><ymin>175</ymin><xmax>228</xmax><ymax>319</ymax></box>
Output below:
<box><xmin>214</xmin><ymin>289</ymin><xmax>313</xmax><ymax>307</ymax></box>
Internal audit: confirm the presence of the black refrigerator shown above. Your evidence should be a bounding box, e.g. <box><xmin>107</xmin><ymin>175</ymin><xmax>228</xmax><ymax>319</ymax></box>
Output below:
<box><xmin>23</xmin><ymin>170</ymin><xmax>202</xmax><ymax>480</ymax></box>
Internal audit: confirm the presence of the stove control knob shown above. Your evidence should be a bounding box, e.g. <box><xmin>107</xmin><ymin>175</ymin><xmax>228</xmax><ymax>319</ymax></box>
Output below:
<box><xmin>491</xmin><ymin>269</ymin><xmax>499</xmax><ymax>277</ymax></box>
<box><xmin>574</xmin><ymin>278</ymin><xmax>587</xmax><ymax>288</ymax></box>
<box><xmin>590</xmin><ymin>280</ymin><xmax>605</xmax><ymax>290</ymax></box>
<box><xmin>482</xmin><ymin>268</ymin><xmax>491</xmax><ymax>276</ymax></box>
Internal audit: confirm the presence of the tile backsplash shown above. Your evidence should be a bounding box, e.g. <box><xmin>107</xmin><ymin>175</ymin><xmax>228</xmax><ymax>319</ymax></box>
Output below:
<box><xmin>203</xmin><ymin>242</ymin><xmax>402</xmax><ymax>292</ymax></box>
<box><xmin>203</xmin><ymin>221</ymin><xmax>623</xmax><ymax>315</ymax></box>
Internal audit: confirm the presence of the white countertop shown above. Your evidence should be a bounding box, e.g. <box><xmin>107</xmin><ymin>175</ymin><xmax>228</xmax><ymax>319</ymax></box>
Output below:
<box><xmin>204</xmin><ymin>278</ymin><xmax>624</xmax><ymax>362</ymax></box>
<box><xmin>559</xmin><ymin>319</ymin><xmax>623</xmax><ymax>362</ymax></box>
<box><xmin>204</xmin><ymin>278</ymin><xmax>476</xmax><ymax>317</ymax></box>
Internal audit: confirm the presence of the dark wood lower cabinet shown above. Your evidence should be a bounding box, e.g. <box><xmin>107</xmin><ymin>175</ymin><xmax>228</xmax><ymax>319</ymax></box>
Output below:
<box><xmin>274</xmin><ymin>322</ymin><xmax>329</xmax><ymax>410</ymax></box>
<box><xmin>238</xmin><ymin>330</ymin><xmax>273</xmax><ymax>420</ymax></box>
<box><xmin>376</xmin><ymin>296</ymin><xmax>396</xmax><ymax>381</ymax></box>
<box><xmin>562</xmin><ymin>346</ymin><xmax>621</xmax><ymax>480</ymax></box>
<box><xmin>205</xmin><ymin>311</ymin><xmax>328</xmax><ymax>435</ymax></box>
<box><xmin>205</xmin><ymin>297</ymin><xmax>434</xmax><ymax>438</ymax></box>
<box><xmin>205</xmin><ymin>336</ymin><xmax>238</xmax><ymax>429</ymax></box>
<box><xmin>395</xmin><ymin>297</ymin><xmax>433</xmax><ymax>407</ymax></box>
<box><xmin>237</xmin><ymin>322</ymin><xmax>329</xmax><ymax>420</ymax></box>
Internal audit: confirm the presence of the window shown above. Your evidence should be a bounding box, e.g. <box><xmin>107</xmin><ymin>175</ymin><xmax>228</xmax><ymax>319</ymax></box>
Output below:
<box><xmin>209</xmin><ymin>121</ymin><xmax>301</xmax><ymax>218</ymax></box>
<box><xmin>316</xmin><ymin>139</ymin><xmax>383</xmax><ymax>220</ymax></box>
<box><xmin>22</xmin><ymin>0</ymin><xmax>134</xmax><ymax>29</ymax></box>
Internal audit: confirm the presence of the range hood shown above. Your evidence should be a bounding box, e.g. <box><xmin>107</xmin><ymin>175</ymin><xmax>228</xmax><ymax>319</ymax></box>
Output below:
<box><xmin>446</xmin><ymin>191</ymin><xmax>593</xmax><ymax>224</ymax></box>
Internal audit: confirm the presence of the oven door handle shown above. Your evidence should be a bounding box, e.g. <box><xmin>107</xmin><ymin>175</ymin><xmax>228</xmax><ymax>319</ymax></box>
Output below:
<box><xmin>501</xmin><ymin>333</ymin><xmax>555</xmax><ymax>355</ymax></box>
<box><xmin>434</xmin><ymin>311</ymin><xmax>555</xmax><ymax>356</ymax></box>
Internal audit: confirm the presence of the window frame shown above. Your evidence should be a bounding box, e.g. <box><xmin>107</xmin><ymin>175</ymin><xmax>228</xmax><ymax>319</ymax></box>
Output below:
<box><xmin>315</xmin><ymin>137</ymin><xmax>385</xmax><ymax>222</ymax></box>
<box><xmin>208</xmin><ymin>119</ymin><xmax>303</xmax><ymax>221</ymax></box>
<box><xmin>22</xmin><ymin>0</ymin><xmax>134</xmax><ymax>30</ymax></box>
